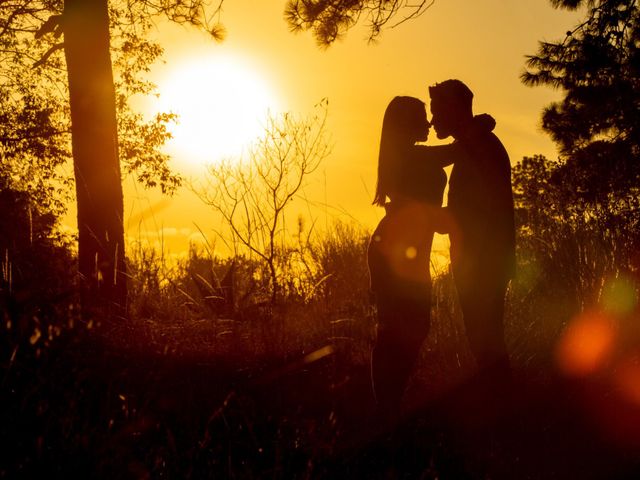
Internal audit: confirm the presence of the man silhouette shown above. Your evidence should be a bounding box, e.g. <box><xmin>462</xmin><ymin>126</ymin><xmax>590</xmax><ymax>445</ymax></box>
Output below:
<box><xmin>429</xmin><ymin>80</ymin><xmax>516</xmax><ymax>383</ymax></box>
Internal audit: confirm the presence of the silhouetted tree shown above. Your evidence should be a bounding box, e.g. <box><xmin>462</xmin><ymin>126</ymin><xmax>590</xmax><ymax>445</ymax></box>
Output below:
<box><xmin>0</xmin><ymin>1</ymin><xmax>222</xmax><ymax>318</ymax></box>
<box><xmin>522</xmin><ymin>0</ymin><xmax>640</xmax><ymax>197</ymax></box>
<box><xmin>518</xmin><ymin>0</ymin><xmax>640</xmax><ymax>302</ymax></box>
<box><xmin>59</xmin><ymin>0</ymin><xmax>126</xmax><ymax>316</ymax></box>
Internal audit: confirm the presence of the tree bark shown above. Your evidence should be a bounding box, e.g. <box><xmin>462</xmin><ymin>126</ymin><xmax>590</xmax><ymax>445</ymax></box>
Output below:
<box><xmin>63</xmin><ymin>0</ymin><xmax>127</xmax><ymax>318</ymax></box>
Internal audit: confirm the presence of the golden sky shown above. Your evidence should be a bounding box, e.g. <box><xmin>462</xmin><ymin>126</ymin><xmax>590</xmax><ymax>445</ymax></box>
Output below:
<box><xmin>111</xmin><ymin>0</ymin><xmax>583</xmax><ymax>258</ymax></box>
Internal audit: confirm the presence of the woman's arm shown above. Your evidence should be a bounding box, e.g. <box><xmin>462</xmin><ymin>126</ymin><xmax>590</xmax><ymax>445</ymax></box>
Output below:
<box><xmin>411</xmin><ymin>143</ymin><xmax>464</xmax><ymax>168</ymax></box>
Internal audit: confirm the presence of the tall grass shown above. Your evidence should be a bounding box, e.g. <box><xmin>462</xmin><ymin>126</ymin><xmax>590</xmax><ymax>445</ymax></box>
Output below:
<box><xmin>95</xmin><ymin>206</ymin><xmax>640</xmax><ymax>386</ymax></box>
<box><xmin>123</xmin><ymin>220</ymin><xmax>374</xmax><ymax>366</ymax></box>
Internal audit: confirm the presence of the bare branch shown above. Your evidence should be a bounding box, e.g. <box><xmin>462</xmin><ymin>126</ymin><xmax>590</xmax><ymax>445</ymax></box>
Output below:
<box><xmin>197</xmin><ymin>102</ymin><xmax>330</xmax><ymax>303</ymax></box>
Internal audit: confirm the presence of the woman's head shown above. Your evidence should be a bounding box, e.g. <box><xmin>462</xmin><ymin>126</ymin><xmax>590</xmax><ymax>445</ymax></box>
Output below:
<box><xmin>373</xmin><ymin>96</ymin><xmax>429</xmax><ymax>206</ymax></box>
<box><xmin>381</xmin><ymin>96</ymin><xmax>429</xmax><ymax>143</ymax></box>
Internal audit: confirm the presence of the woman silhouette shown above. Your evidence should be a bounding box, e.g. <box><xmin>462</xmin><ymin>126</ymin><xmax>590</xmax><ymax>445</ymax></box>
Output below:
<box><xmin>368</xmin><ymin>96</ymin><xmax>448</xmax><ymax>419</ymax></box>
<box><xmin>368</xmin><ymin>96</ymin><xmax>495</xmax><ymax>420</ymax></box>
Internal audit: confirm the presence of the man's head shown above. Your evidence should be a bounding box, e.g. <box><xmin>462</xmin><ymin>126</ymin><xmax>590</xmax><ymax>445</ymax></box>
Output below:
<box><xmin>429</xmin><ymin>80</ymin><xmax>474</xmax><ymax>139</ymax></box>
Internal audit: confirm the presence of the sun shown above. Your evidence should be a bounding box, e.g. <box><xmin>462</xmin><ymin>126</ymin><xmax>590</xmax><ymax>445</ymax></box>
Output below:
<box><xmin>156</xmin><ymin>54</ymin><xmax>279</xmax><ymax>166</ymax></box>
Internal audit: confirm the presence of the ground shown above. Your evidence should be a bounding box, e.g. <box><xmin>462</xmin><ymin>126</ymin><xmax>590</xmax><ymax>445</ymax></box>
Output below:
<box><xmin>2</xmin><ymin>319</ymin><xmax>640</xmax><ymax>479</ymax></box>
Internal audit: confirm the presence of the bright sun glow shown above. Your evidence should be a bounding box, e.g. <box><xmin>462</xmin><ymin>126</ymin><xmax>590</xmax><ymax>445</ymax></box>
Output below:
<box><xmin>156</xmin><ymin>55</ymin><xmax>279</xmax><ymax>166</ymax></box>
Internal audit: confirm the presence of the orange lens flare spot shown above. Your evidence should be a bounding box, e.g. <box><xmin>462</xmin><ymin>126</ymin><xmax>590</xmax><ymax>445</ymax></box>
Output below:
<box><xmin>556</xmin><ymin>310</ymin><xmax>616</xmax><ymax>377</ymax></box>
<box><xmin>405</xmin><ymin>246</ymin><xmax>417</xmax><ymax>259</ymax></box>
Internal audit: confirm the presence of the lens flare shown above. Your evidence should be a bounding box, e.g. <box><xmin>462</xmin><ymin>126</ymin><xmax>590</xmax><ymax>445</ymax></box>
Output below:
<box><xmin>556</xmin><ymin>310</ymin><xmax>617</xmax><ymax>377</ymax></box>
<box><xmin>601</xmin><ymin>275</ymin><xmax>638</xmax><ymax>316</ymax></box>
<box><xmin>405</xmin><ymin>246</ymin><xmax>418</xmax><ymax>259</ymax></box>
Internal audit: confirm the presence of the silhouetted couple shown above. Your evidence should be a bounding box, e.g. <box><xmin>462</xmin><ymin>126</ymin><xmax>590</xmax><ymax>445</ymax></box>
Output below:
<box><xmin>368</xmin><ymin>80</ymin><xmax>516</xmax><ymax>421</ymax></box>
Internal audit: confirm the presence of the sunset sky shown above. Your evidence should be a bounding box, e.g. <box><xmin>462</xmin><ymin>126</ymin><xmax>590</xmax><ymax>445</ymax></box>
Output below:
<box><xmin>107</xmin><ymin>0</ymin><xmax>583</xmax><ymax>258</ymax></box>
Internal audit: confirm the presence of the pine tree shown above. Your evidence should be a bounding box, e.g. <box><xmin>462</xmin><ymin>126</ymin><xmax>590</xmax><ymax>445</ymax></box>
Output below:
<box><xmin>522</xmin><ymin>0</ymin><xmax>640</xmax><ymax>196</ymax></box>
<box><xmin>285</xmin><ymin>0</ymin><xmax>435</xmax><ymax>46</ymax></box>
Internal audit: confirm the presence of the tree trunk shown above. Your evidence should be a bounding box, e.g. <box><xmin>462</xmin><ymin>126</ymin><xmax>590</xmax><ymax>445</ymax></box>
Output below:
<box><xmin>63</xmin><ymin>0</ymin><xmax>127</xmax><ymax>318</ymax></box>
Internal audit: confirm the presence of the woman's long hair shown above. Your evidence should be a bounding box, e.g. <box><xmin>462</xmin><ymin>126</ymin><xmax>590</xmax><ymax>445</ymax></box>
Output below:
<box><xmin>372</xmin><ymin>96</ymin><xmax>427</xmax><ymax>207</ymax></box>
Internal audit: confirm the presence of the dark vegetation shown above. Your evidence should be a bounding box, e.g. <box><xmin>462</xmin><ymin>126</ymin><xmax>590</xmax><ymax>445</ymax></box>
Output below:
<box><xmin>1</xmin><ymin>185</ymin><xmax>639</xmax><ymax>477</ymax></box>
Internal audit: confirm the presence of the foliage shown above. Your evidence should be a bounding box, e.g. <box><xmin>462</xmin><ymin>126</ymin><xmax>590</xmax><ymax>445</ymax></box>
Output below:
<box><xmin>111</xmin><ymin>0</ymin><xmax>226</xmax><ymax>39</ymax></box>
<box><xmin>0</xmin><ymin>26</ymin><xmax>77</xmax><ymax>322</ymax></box>
<box><xmin>198</xmin><ymin>100</ymin><xmax>331</xmax><ymax>304</ymax></box>
<box><xmin>284</xmin><ymin>0</ymin><xmax>435</xmax><ymax>46</ymax></box>
<box><xmin>518</xmin><ymin>1</ymin><xmax>640</xmax><ymax>344</ymax></box>
<box><xmin>512</xmin><ymin>155</ymin><xmax>639</xmax><ymax>313</ymax></box>
<box><xmin>0</xmin><ymin>4</ymin><xmax>72</xmax><ymax>215</ymax></box>
<box><xmin>522</xmin><ymin>0</ymin><xmax>640</xmax><ymax>194</ymax></box>
<box><xmin>0</xmin><ymin>177</ymin><xmax>77</xmax><ymax>350</ymax></box>
<box><xmin>0</xmin><ymin>1</ymin><xmax>217</xmax><ymax>214</ymax></box>
<box><xmin>109</xmin><ymin>7</ymin><xmax>184</xmax><ymax>195</ymax></box>
<box><xmin>106</xmin><ymin>1</ymin><xmax>228</xmax><ymax>189</ymax></box>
